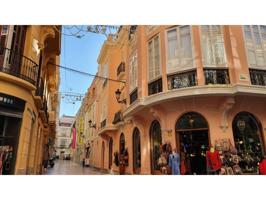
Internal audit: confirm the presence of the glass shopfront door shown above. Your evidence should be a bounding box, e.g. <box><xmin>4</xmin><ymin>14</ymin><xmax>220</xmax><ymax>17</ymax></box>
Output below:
<box><xmin>0</xmin><ymin>115</ymin><xmax>22</xmax><ymax>175</ymax></box>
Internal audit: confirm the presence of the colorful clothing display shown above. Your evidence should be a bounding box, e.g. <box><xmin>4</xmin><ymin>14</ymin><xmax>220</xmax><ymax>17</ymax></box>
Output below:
<box><xmin>206</xmin><ymin>150</ymin><xmax>222</xmax><ymax>172</ymax></box>
<box><xmin>168</xmin><ymin>152</ymin><xmax>180</xmax><ymax>175</ymax></box>
<box><xmin>259</xmin><ymin>159</ymin><xmax>266</xmax><ymax>175</ymax></box>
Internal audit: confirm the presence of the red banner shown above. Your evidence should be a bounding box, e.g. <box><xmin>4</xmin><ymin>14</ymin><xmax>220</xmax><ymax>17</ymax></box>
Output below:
<box><xmin>72</xmin><ymin>127</ymin><xmax>76</xmax><ymax>149</ymax></box>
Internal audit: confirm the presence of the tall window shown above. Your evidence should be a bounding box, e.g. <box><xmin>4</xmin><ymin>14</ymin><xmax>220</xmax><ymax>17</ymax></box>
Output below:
<box><xmin>166</xmin><ymin>26</ymin><xmax>193</xmax><ymax>73</ymax></box>
<box><xmin>129</xmin><ymin>52</ymin><xmax>138</xmax><ymax>92</ymax></box>
<box><xmin>133</xmin><ymin>128</ymin><xmax>141</xmax><ymax>174</ymax></box>
<box><xmin>150</xmin><ymin>120</ymin><xmax>162</xmax><ymax>173</ymax></box>
<box><xmin>243</xmin><ymin>25</ymin><xmax>266</xmax><ymax>68</ymax></box>
<box><xmin>102</xmin><ymin>63</ymin><xmax>108</xmax><ymax>86</ymax></box>
<box><xmin>148</xmin><ymin>35</ymin><xmax>161</xmax><ymax>81</ymax></box>
<box><xmin>201</xmin><ymin>25</ymin><xmax>226</xmax><ymax>67</ymax></box>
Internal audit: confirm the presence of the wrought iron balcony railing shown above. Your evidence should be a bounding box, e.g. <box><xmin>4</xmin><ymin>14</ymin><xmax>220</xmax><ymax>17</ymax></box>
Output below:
<box><xmin>112</xmin><ymin>111</ymin><xmax>123</xmax><ymax>124</ymax></box>
<box><xmin>130</xmin><ymin>88</ymin><xmax>138</xmax><ymax>104</ymax></box>
<box><xmin>148</xmin><ymin>78</ymin><xmax>162</xmax><ymax>96</ymax></box>
<box><xmin>250</xmin><ymin>69</ymin><xmax>266</xmax><ymax>86</ymax></box>
<box><xmin>168</xmin><ymin>70</ymin><xmax>197</xmax><ymax>90</ymax></box>
<box><xmin>204</xmin><ymin>69</ymin><xmax>230</xmax><ymax>85</ymax></box>
<box><xmin>117</xmin><ymin>62</ymin><xmax>125</xmax><ymax>77</ymax></box>
<box><xmin>0</xmin><ymin>48</ymin><xmax>39</xmax><ymax>85</ymax></box>
<box><xmin>100</xmin><ymin>119</ymin><xmax>107</xmax><ymax>129</ymax></box>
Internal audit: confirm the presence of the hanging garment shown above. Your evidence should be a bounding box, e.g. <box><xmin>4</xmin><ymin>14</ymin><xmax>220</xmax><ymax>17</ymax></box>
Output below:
<box><xmin>206</xmin><ymin>150</ymin><xmax>222</xmax><ymax>172</ymax></box>
<box><xmin>168</xmin><ymin>152</ymin><xmax>180</xmax><ymax>175</ymax></box>
<box><xmin>259</xmin><ymin>159</ymin><xmax>266</xmax><ymax>175</ymax></box>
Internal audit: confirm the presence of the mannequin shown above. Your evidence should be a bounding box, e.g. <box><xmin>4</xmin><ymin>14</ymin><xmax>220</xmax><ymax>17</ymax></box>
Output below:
<box><xmin>206</xmin><ymin>146</ymin><xmax>222</xmax><ymax>175</ymax></box>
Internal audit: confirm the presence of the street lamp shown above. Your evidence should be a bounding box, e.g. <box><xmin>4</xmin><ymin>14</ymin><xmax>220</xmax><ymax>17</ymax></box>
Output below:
<box><xmin>115</xmin><ymin>89</ymin><xmax>126</xmax><ymax>104</ymax></box>
<box><xmin>88</xmin><ymin>120</ymin><xmax>96</xmax><ymax>129</ymax></box>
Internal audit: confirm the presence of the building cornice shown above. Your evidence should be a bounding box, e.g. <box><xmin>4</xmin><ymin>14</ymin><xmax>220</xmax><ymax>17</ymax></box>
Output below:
<box><xmin>123</xmin><ymin>84</ymin><xmax>266</xmax><ymax>117</ymax></box>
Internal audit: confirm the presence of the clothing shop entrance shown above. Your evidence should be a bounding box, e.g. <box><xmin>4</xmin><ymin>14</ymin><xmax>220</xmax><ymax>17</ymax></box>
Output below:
<box><xmin>0</xmin><ymin>115</ymin><xmax>22</xmax><ymax>175</ymax></box>
<box><xmin>176</xmin><ymin>112</ymin><xmax>209</xmax><ymax>175</ymax></box>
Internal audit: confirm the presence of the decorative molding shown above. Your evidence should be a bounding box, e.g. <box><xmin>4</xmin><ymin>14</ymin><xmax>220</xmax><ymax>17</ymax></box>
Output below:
<box><xmin>41</xmin><ymin>26</ymin><xmax>56</xmax><ymax>45</ymax></box>
<box><xmin>220</xmin><ymin>97</ymin><xmax>235</xmax><ymax>132</ymax></box>
<box><xmin>145</xmin><ymin>26</ymin><xmax>158</xmax><ymax>36</ymax></box>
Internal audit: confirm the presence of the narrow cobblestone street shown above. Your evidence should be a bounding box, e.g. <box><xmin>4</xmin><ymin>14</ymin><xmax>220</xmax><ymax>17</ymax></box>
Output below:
<box><xmin>46</xmin><ymin>160</ymin><xmax>108</xmax><ymax>175</ymax></box>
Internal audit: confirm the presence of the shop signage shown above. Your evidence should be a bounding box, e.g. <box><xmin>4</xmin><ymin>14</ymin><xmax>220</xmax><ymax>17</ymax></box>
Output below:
<box><xmin>0</xmin><ymin>93</ymin><xmax>25</xmax><ymax>111</ymax></box>
<box><xmin>239</xmin><ymin>74</ymin><xmax>248</xmax><ymax>81</ymax></box>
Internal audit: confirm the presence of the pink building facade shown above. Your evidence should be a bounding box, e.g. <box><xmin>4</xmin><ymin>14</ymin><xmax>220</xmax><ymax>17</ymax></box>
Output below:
<box><xmin>83</xmin><ymin>25</ymin><xmax>266</xmax><ymax>175</ymax></box>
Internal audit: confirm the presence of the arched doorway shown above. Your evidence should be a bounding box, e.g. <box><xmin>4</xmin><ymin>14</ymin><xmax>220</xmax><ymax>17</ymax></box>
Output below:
<box><xmin>101</xmin><ymin>141</ymin><xmax>105</xmax><ymax>169</ymax></box>
<box><xmin>133</xmin><ymin>128</ymin><xmax>141</xmax><ymax>174</ymax></box>
<box><xmin>176</xmin><ymin>112</ymin><xmax>209</xmax><ymax>175</ymax></box>
<box><xmin>109</xmin><ymin>138</ymin><xmax>113</xmax><ymax>169</ymax></box>
<box><xmin>150</xmin><ymin>120</ymin><xmax>162</xmax><ymax>174</ymax></box>
<box><xmin>232</xmin><ymin>112</ymin><xmax>264</xmax><ymax>173</ymax></box>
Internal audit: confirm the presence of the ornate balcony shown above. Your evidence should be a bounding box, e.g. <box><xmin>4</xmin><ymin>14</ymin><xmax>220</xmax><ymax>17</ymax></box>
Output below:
<box><xmin>117</xmin><ymin>62</ymin><xmax>125</xmax><ymax>77</ymax></box>
<box><xmin>0</xmin><ymin>48</ymin><xmax>39</xmax><ymax>85</ymax></box>
<box><xmin>204</xmin><ymin>69</ymin><xmax>230</xmax><ymax>85</ymax></box>
<box><xmin>130</xmin><ymin>88</ymin><xmax>138</xmax><ymax>104</ymax></box>
<box><xmin>250</xmin><ymin>69</ymin><xmax>266</xmax><ymax>86</ymax></box>
<box><xmin>112</xmin><ymin>111</ymin><xmax>123</xmax><ymax>125</ymax></box>
<box><xmin>148</xmin><ymin>78</ymin><xmax>162</xmax><ymax>95</ymax></box>
<box><xmin>100</xmin><ymin>119</ymin><xmax>107</xmax><ymax>129</ymax></box>
<box><xmin>167</xmin><ymin>70</ymin><xmax>197</xmax><ymax>90</ymax></box>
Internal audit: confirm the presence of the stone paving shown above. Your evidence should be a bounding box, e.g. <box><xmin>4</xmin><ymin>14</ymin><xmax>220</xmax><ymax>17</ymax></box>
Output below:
<box><xmin>46</xmin><ymin>160</ymin><xmax>108</xmax><ymax>175</ymax></box>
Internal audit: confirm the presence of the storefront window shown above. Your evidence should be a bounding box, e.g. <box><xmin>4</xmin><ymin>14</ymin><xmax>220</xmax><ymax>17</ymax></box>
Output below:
<box><xmin>232</xmin><ymin>112</ymin><xmax>264</xmax><ymax>173</ymax></box>
<box><xmin>133</xmin><ymin>128</ymin><xmax>141</xmax><ymax>173</ymax></box>
<box><xmin>0</xmin><ymin>115</ymin><xmax>22</xmax><ymax>175</ymax></box>
<box><xmin>150</xmin><ymin>120</ymin><xmax>162</xmax><ymax>173</ymax></box>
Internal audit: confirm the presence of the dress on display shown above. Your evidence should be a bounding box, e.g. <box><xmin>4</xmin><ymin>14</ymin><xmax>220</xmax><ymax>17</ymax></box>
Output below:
<box><xmin>206</xmin><ymin>150</ymin><xmax>222</xmax><ymax>174</ymax></box>
<box><xmin>168</xmin><ymin>152</ymin><xmax>180</xmax><ymax>175</ymax></box>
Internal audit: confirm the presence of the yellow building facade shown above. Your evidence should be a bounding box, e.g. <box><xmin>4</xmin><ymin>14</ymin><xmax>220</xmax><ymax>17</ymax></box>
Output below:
<box><xmin>0</xmin><ymin>25</ymin><xmax>61</xmax><ymax>175</ymax></box>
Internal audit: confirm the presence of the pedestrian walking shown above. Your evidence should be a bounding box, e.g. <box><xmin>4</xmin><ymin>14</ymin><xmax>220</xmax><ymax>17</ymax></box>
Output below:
<box><xmin>42</xmin><ymin>144</ymin><xmax>49</xmax><ymax>173</ymax></box>
<box><xmin>168</xmin><ymin>148</ymin><xmax>180</xmax><ymax>175</ymax></box>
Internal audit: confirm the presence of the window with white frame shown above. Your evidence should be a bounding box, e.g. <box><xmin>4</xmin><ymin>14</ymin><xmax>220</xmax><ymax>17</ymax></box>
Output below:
<box><xmin>243</xmin><ymin>25</ymin><xmax>266</xmax><ymax>68</ymax></box>
<box><xmin>201</xmin><ymin>25</ymin><xmax>226</xmax><ymax>67</ymax></box>
<box><xmin>148</xmin><ymin>35</ymin><xmax>161</xmax><ymax>81</ymax></box>
<box><xmin>166</xmin><ymin>26</ymin><xmax>193</xmax><ymax>73</ymax></box>
<box><xmin>129</xmin><ymin>52</ymin><xmax>138</xmax><ymax>92</ymax></box>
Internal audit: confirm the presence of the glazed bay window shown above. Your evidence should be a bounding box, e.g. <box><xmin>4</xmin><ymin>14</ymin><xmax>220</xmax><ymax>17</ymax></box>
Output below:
<box><xmin>166</xmin><ymin>26</ymin><xmax>193</xmax><ymax>73</ymax></box>
<box><xmin>201</xmin><ymin>25</ymin><xmax>226</xmax><ymax>67</ymax></box>
<box><xmin>129</xmin><ymin>52</ymin><xmax>138</xmax><ymax>92</ymax></box>
<box><xmin>204</xmin><ymin>69</ymin><xmax>230</xmax><ymax>85</ymax></box>
<box><xmin>243</xmin><ymin>25</ymin><xmax>266</xmax><ymax>68</ymax></box>
<box><xmin>148</xmin><ymin>35</ymin><xmax>161</xmax><ymax>81</ymax></box>
<box><xmin>167</xmin><ymin>70</ymin><xmax>197</xmax><ymax>90</ymax></box>
<box><xmin>250</xmin><ymin>69</ymin><xmax>266</xmax><ymax>86</ymax></box>
<box><xmin>148</xmin><ymin>35</ymin><xmax>162</xmax><ymax>95</ymax></box>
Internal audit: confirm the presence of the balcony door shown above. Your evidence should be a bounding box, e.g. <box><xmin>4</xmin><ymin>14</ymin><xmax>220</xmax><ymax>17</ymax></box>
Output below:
<box><xmin>8</xmin><ymin>26</ymin><xmax>27</xmax><ymax>70</ymax></box>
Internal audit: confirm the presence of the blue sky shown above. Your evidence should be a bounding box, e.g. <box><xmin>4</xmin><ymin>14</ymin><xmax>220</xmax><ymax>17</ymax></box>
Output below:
<box><xmin>59</xmin><ymin>27</ymin><xmax>106</xmax><ymax>117</ymax></box>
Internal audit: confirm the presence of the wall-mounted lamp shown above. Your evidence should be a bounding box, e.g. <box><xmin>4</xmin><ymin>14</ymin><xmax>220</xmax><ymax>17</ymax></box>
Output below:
<box><xmin>115</xmin><ymin>89</ymin><xmax>126</xmax><ymax>104</ymax></box>
<box><xmin>88</xmin><ymin>120</ymin><xmax>96</xmax><ymax>129</ymax></box>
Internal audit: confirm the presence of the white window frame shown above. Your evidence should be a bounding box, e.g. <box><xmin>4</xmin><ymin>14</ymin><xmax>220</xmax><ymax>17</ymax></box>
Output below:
<box><xmin>199</xmin><ymin>25</ymin><xmax>227</xmax><ymax>68</ymax></box>
<box><xmin>242</xmin><ymin>25</ymin><xmax>266</xmax><ymax>70</ymax></box>
<box><xmin>129</xmin><ymin>51</ymin><xmax>138</xmax><ymax>92</ymax></box>
<box><xmin>147</xmin><ymin>34</ymin><xmax>162</xmax><ymax>82</ymax></box>
<box><xmin>165</xmin><ymin>25</ymin><xmax>195</xmax><ymax>74</ymax></box>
